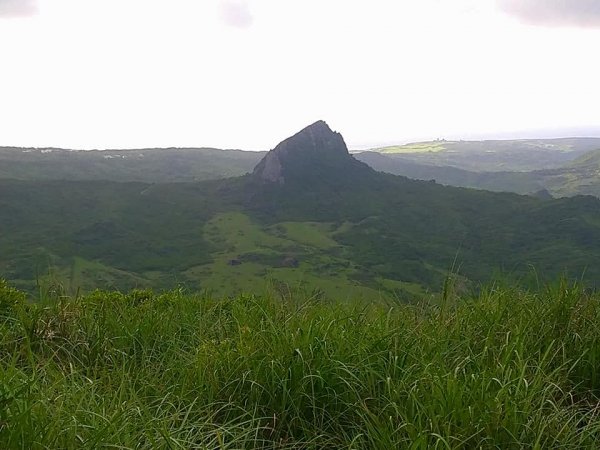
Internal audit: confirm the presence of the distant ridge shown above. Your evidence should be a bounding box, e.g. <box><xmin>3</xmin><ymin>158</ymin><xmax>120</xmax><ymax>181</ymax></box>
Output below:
<box><xmin>0</xmin><ymin>146</ymin><xmax>265</xmax><ymax>183</ymax></box>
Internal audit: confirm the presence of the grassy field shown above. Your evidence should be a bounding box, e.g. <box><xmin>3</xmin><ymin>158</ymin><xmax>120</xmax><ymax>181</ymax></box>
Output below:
<box><xmin>368</xmin><ymin>138</ymin><xmax>600</xmax><ymax>173</ymax></box>
<box><xmin>185</xmin><ymin>212</ymin><xmax>402</xmax><ymax>300</ymax></box>
<box><xmin>1</xmin><ymin>278</ymin><xmax>600</xmax><ymax>448</ymax></box>
<box><xmin>376</xmin><ymin>142</ymin><xmax>448</xmax><ymax>154</ymax></box>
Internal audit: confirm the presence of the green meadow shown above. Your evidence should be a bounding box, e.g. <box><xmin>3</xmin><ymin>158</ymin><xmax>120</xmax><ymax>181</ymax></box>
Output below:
<box><xmin>1</xmin><ymin>278</ymin><xmax>600</xmax><ymax>448</ymax></box>
<box><xmin>377</xmin><ymin>142</ymin><xmax>448</xmax><ymax>154</ymax></box>
<box><xmin>185</xmin><ymin>212</ymin><xmax>393</xmax><ymax>300</ymax></box>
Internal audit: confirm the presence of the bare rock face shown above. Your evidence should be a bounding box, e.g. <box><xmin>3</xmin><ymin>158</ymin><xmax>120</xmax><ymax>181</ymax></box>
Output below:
<box><xmin>257</xmin><ymin>150</ymin><xmax>285</xmax><ymax>184</ymax></box>
<box><xmin>253</xmin><ymin>120</ymin><xmax>352</xmax><ymax>184</ymax></box>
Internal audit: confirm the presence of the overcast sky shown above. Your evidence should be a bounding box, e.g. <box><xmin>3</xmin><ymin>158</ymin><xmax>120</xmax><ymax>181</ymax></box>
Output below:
<box><xmin>1</xmin><ymin>0</ymin><xmax>600</xmax><ymax>150</ymax></box>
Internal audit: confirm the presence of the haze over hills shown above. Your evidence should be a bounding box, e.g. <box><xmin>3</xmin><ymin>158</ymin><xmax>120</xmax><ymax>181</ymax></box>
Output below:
<box><xmin>364</xmin><ymin>138</ymin><xmax>600</xmax><ymax>171</ymax></box>
<box><xmin>0</xmin><ymin>146</ymin><xmax>266</xmax><ymax>182</ymax></box>
<box><xmin>3</xmin><ymin>136</ymin><xmax>600</xmax><ymax>199</ymax></box>
<box><xmin>354</xmin><ymin>151</ymin><xmax>543</xmax><ymax>195</ymax></box>
<box><xmin>3</xmin><ymin>121</ymin><xmax>600</xmax><ymax>297</ymax></box>
<box><xmin>355</xmin><ymin>139</ymin><xmax>600</xmax><ymax>198</ymax></box>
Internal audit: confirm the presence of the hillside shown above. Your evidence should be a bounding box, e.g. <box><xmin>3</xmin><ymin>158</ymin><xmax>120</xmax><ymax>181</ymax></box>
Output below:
<box><xmin>368</xmin><ymin>138</ymin><xmax>600</xmax><ymax>172</ymax></box>
<box><xmin>356</xmin><ymin>142</ymin><xmax>600</xmax><ymax>198</ymax></box>
<box><xmin>0</xmin><ymin>146</ymin><xmax>265</xmax><ymax>182</ymax></box>
<box><xmin>354</xmin><ymin>151</ymin><xmax>542</xmax><ymax>194</ymax></box>
<box><xmin>538</xmin><ymin>148</ymin><xmax>600</xmax><ymax>197</ymax></box>
<box><xmin>3</xmin><ymin>121</ymin><xmax>600</xmax><ymax>297</ymax></box>
<box><xmin>3</xmin><ymin>138</ymin><xmax>599</xmax><ymax>200</ymax></box>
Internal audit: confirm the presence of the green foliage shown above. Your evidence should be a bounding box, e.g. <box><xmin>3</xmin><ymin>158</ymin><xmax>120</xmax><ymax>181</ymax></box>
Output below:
<box><xmin>1</xmin><ymin>280</ymin><xmax>600</xmax><ymax>448</ymax></box>
<box><xmin>3</xmin><ymin>135</ymin><xmax>600</xmax><ymax>297</ymax></box>
<box><xmin>0</xmin><ymin>179</ymin><xmax>218</xmax><ymax>292</ymax></box>
<box><xmin>3</xmin><ymin>166</ymin><xmax>600</xmax><ymax>296</ymax></box>
<box><xmin>0</xmin><ymin>278</ymin><xmax>25</xmax><ymax>314</ymax></box>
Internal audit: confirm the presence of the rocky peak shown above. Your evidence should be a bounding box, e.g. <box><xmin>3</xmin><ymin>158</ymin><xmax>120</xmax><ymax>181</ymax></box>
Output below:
<box><xmin>253</xmin><ymin>120</ymin><xmax>355</xmax><ymax>184</ymax></box>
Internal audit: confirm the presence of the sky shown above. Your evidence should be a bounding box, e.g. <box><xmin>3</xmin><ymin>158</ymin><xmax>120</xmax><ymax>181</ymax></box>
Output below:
<box><xmin>1</xmin><ymin>0</ymin><xmax>600</xmax><ymax>150</ymax></box>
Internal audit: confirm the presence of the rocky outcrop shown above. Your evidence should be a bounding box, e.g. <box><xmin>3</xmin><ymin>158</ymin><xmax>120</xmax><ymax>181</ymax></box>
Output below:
<box><xmin>253</xmin><ymin>120</ymin><xmax>353</xmax><ymax>184</ymax></box>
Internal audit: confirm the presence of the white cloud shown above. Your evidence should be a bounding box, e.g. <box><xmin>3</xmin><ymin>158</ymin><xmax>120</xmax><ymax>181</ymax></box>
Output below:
<box><xmin>218</xmin><ymin>0</ymin><xmax>253</xmax><ymax>28</ymax></box>
<box><xmin>497</xmin><ymin>0</ymin><xmax>600</xmax><ymax>28</ymax></box>
<box><xmin>0</xmin><ymin>0</ymin><xmax>38</xmax><ymax>18</ymax></box>
<box><xmin>0</xmin><ymin>0</ymin><xmax>599</xmax><ymax>149</ymax></box>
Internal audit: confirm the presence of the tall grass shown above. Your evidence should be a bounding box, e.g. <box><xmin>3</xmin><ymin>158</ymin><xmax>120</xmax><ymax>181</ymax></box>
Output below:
<box><xmin>1</xmin><ymin>278</ymin><xmax>599</xmax><ymax>448</ymax></box>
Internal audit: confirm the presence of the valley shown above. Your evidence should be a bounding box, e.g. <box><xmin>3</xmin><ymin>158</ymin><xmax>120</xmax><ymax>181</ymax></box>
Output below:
<box><xmin>355</xmin><ymin>138</ymin><xmax>600</xmax><ymax>197</ymax></box>
<box><xmin>2</xmin><ymin>122</ymin><xmax>600</xmax><ymax>298</ymax></box>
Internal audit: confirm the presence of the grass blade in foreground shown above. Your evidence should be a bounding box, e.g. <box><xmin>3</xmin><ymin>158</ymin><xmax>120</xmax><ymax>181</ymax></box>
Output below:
<box><xmin>1</xmin><ymin>279</ymin><xmax>599</xmax><ymax>448</ymax></box>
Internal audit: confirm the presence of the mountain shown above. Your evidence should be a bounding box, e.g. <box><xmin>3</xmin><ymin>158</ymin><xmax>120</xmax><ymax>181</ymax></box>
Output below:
<box><xmin>2</xmin><ymin>122</ymin><xmax>600</xmax><ymax>297</ymax></box>
<box><xmin>253</xmin><ymin>120</ymin><xmax>371</xmax><ymax>185</ymax></box>
<box><xmin>236</xmin><ymin>123</ymin><xmax>600</xmax><ymax>289</ymax></box>
<box><xmin>3</xmin><ymin>136</ymin><xmax>599</xmax><ymax>199</ymax></box>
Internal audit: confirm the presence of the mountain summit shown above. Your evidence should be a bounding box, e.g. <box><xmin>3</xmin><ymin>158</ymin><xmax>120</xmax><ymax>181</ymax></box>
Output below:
<box><xmin>253</xmin><ymin>120</ymin><xmax>370</xmax><ymax>184</ymax></box>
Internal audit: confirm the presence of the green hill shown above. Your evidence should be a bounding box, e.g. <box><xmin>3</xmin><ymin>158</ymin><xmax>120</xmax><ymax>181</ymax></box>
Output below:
<box><xmin>538</xmin><ymin>148</ymin><xmax>600</xmax><ymax>197</ymax></box>
<box><xmin>3</xmin><ymin>138</ymin><xmax>600</xmax><ymax>200</ymax></box>
<box><xmin>356</xmin><ymin>142</ymin><xmax>600</xmax><ymax>198</ymax></box>
<box><xmin>354</xmin><ymin>151</ymin><xmax>543</xmax><ymax>194</ymax></box>
<box><xmin>3</xmin><ymin>122</ymin><xmax>600</xmax><ymax>296</ymax></box>
<box><xmin>369</xmin><ymin>138</ymin><xmax>600</xmax><ymax>172</ymax></box>
<box><xmin>0</xmin><ymin>146</ymin><xmax>265</xmax><ymax>182</ymax></box>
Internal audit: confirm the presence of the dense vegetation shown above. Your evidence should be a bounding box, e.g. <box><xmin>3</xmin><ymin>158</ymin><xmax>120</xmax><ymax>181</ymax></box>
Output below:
<box><xmin>1</xmin><ymin>279</ymin><xmax>599</xmax><ymax>448</ymax></box>
<box><xmin>3</xmin><ymin>159</ymin><xmax>600</xmax><ymax>296</ymax></box>
<box><xmin>2</xmin><ymin>127</ymin><xmax>600</xmax><ymax>296</ymax></box>
<box><xmin>4</xmin><ymin>138</ymin><xmax>600</xmax><ymax>199</ymax></box>
<box><xmin>3</xmin><ymin>171</ymin><xmax>600</xmax><ymax>297</ymax></box>
<box><xmin>0</xmin><ymin>147</ymin><xmax>264</xmax><ymax>183</ymax></box>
